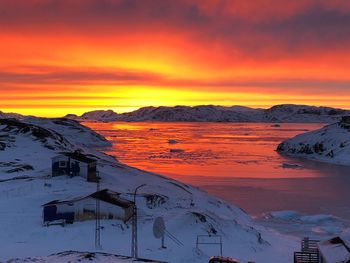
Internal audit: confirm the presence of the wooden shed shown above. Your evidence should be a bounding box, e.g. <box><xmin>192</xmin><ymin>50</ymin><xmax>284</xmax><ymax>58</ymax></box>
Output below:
<box><xmin>52</xmin><ymin>151</ymin><xmax>98</xmax><ymax>182</ymax></box>
<box><xmin>42</xmin><ymin>189</ymin><xmax>134</xmax><ymax>225</ymax></box>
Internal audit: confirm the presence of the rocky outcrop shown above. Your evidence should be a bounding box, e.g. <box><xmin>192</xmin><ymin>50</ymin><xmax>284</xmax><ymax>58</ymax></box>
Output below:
<box><xmin>277</xmin><ymin>121</ymin><xmax>350</xmax><ymax>165</ymax></box>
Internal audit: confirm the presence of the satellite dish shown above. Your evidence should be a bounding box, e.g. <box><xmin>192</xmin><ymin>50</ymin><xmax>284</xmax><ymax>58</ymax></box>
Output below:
<box><xmin>153</xmin><ymin>217</ymin><xmax>166</xmax><ymax>239</ymax></box>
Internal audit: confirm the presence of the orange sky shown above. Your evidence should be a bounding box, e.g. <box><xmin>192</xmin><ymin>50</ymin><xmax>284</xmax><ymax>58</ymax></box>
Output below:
<box><xmin>1</xmin><ymin>0</ymin><xmax>350</xmax><ymax>116</ymax></box>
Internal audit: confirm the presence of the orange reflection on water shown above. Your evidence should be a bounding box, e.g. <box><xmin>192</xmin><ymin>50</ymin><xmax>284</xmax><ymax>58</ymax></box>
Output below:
<box><xmin>84</xmin><ymin>122</ymin><xmax>325</xmax><ymax>180</ymax></box>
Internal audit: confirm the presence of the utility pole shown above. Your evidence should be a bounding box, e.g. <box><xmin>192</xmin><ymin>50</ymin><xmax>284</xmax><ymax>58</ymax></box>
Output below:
<box><xmin>95</xmin><ymin>172</ymin><xmax>101</xmax><ymax>249</ymax></box>
<box><xmin>131</xmin><ymin>184</ymin><xmax>146</xmax><ymax>258</ymax></box>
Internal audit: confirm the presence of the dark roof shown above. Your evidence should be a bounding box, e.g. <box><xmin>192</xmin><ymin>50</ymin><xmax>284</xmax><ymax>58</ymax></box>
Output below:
<box><xmin>65</xmin><ymin>151</ymin><xmax>96</xmax><ymax>164</ymax></box>
<box><xmin>42</xmin><ymin>189</ymin><xmax>134</xmax><ymax>209</ymax></box>
<box><xmin>318</xmin><ymin>236</ymin><xmax>350</xmax><ymax>263</ymax></box>
<box><xmin>90</xmin><ymin>189</ymin><xmax>134</xmax><ymax>208</ymax></box>
<box><xmin>43</xmin><ymin>199</ymin><xmax>61</xmax><ymax>206</ymax></box>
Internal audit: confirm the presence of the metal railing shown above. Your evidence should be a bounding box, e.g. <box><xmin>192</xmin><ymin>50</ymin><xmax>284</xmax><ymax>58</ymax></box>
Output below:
<box><xmin>294</xmin><ymin>252</ymin><xmax>319</xmax><ymax>263</ymax></box>
<box><xmin>294</xmin><ymin>237</ymin><xmax>320</xmax><ymax>263</ymax></box>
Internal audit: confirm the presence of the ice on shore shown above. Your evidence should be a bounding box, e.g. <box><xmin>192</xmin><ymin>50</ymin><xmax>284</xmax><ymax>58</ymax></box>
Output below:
<box><xmin>258</xmin><ymin>210</ymin><xmax>350</xmax><ymax>239</ymax></box>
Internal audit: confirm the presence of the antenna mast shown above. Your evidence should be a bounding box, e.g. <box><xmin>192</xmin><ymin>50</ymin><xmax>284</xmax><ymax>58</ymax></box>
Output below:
<box><xmin>95</xmin><ymin>172</ymin><xmax>101</xmax><ymax>249</ymax></box>
<box><xmin>131</xmin><ymin>184</ymin><xmax>146</xmax><ymax>258</ymax></box>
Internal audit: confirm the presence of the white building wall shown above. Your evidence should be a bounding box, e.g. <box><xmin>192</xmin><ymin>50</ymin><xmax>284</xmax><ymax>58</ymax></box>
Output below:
<box><xmin>55</xmin><ymin>197</ymin><xmax>126</xmax><ymax>221</ymax></box>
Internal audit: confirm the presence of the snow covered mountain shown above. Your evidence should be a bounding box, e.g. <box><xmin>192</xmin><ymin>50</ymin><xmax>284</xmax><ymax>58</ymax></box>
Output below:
<box><xmin>265</xmin><ymin>104</ymin><xmax>348</xmax><ymax>123</ymax></box>
<box><xmin>277</xmin><ymin>118</ymin><xmax>350</xmax><ymax>165</ymax></box>
<box><xmin>0</xmin><ymin>116</ymin><xmax>297</xmax><ymax>263</ymax></box>
<box><xmin>0</xmin><ymin>110</ymin><xmax>24</xmax><ymax>119</ymax></box>
<box><xmin>117</xmin><ymin>105</ymin><xmax>265</xmax><ymax>122</ymax></box>
<box><xmin>72</xmin><ymin>104</ymin><xmax>349</xmax><ymax>123</ymax></box>
<box><xmin>79</xmin><ymin>110</ymin><xmax>119</xmax><ymax>122</ymax></box>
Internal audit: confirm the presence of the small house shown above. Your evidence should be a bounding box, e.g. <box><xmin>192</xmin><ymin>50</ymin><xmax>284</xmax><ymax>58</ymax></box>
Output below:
<box><xmin>52</xmin><ymin>151</ymin><xmax>97</xmax><ymax>182</ymax></box>
<box><xmin>318</xmin><ymin>236</ymin><xmax>350</xmax><ymax>263</ymax></box>
<box><xmin>42</xmin><ymin>189</ymin><xmax>134</xmax><ymax>225</ymax></box>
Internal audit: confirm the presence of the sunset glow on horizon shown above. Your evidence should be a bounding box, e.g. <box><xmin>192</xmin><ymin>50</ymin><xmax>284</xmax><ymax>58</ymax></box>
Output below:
<box><xmin>1</xmin><ymin>0</ymin><xmax>350</xmax><ymax>117</ymax></box>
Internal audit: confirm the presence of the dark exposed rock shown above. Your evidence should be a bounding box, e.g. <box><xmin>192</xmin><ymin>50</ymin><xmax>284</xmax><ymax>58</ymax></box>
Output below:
<box><xmin>314</xmin><ymin>143</ymin><xmax>324</xmax><ymax>153</ymax></box>
<box><xmin>192</xmin><ymin>212</ymin><xmax>207</xmax><ymax>223</ymax></box>
<box><xmin>6</xmin><ymin>164</ymin><xmax>34</xmax><ymax>173</ymax></box>
<box><xmin>143</xmin><ymin>193</ymin><xmax>168</xmax><ymax>209</ymax></box>
<box><xmin>0</xmin><ymin>142</ymin><xmax>5</xmax><ymax>150</ymax></box>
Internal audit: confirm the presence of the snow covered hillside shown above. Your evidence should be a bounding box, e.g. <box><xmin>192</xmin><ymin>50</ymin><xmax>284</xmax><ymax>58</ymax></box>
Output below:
<box><xmin>277</xmin><ymin>119</ymin><xmax>350</xmax><ymax>165</ymax></box>
<box><xmin>265</xmin><ymin>104</ymin><xmax>348</xmax><ymax>123</ymax></box>
<box><xmin>71</xmin><ymin>104</ymin><xmax>349</xmax><ymax>123</ymax></box>
<box><xmin>23</xmin><ymin>117</ymin><xmax>111</xmax><ymax>147</ymax></box>
<box><xmin>0</xmin><ymin>116</ymin><xmax>298</xmax><ymax>263</ymax></box>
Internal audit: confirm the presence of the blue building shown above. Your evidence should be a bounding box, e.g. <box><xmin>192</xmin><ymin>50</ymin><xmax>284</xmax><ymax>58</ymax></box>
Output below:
<box><xmin>52</xmin><ymin>151</ymin><xmax>98</xmax><ymax>182</ymax></box>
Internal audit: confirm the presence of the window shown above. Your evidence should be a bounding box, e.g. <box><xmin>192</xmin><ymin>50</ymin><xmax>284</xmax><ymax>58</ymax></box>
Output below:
<box><xmin>59</xmin><ymin>161</ymin><xmax>67</xmax><ymax>168</ymax></box>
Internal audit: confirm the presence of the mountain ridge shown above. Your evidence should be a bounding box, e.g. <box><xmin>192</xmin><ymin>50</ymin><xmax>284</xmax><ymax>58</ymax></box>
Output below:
<box><xmin>63</xmin><ymin>104</ymin><xmax>350</xmax><ymax>123</ymax></box>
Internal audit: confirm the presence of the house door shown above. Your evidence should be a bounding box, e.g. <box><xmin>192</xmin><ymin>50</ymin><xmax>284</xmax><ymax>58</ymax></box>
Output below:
<box><xmin>71</xmin><ymin>161</ymin><xmax>80</xmax><ymax>177</ymax></box>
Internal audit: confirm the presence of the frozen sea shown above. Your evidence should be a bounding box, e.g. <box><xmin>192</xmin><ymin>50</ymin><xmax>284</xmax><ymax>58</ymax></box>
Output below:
<box><xmin>84</xmin><ymin>122</ymin><xmax>350</xmax><ymax>238</ymax></box>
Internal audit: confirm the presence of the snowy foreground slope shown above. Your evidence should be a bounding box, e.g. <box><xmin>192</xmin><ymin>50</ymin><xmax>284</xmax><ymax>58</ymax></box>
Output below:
<box><xmin>10</xmin><ymin>251</ymin><xmax>165</xmax><ymax>263</ymax></box>
<box><xmin>0</xmin><ymin>117</ymin><xmax>298</xmax><ymax>263</ymax></box>
<box><xmin>277</xmin><ymin>120</ymin><xmax>350</xmax><ymax>165</ymax></box>
<box><xmin>69</xmin><ymin>104</ymin><xmax>349</xmax><ymax>123</ymax></box>
<box><xmin>11</xmin><ymin>251</ymin><xmax>165</xmax><ymax>263</ymax></box>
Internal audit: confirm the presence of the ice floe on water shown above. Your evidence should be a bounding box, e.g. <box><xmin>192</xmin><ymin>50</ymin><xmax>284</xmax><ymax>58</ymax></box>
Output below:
<box><xmin>280</xmin><ymin>163</ymin><xmax>303</xmax><ymax>169</ymax></box>
<box><xmin>169</xmin><ymin>148</ymin><xmax>184</xmax><ymax>153</ymax></box>
<box><xmin>168</xmin><ymin>139</ymin><xmax>178</xmax><ymax>144</ymax></box>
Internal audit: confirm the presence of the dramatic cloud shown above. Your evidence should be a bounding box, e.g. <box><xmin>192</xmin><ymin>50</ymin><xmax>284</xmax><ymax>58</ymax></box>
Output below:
<box><xmin>0</xmin><ymin>0</ymin><xmax>349</xmax><ymax>116</ymax></box>
<box><xmin>0</xmin><ymin>66</ymin><xmax>163</xmax><ymax>85</ymax></box>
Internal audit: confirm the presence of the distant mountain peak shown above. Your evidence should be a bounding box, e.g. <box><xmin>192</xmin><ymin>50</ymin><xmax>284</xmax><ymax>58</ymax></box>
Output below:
<box><xmin>0</xmin><ymin>110</ymin><xmax>24</xmax><ymax>119</ymax></box>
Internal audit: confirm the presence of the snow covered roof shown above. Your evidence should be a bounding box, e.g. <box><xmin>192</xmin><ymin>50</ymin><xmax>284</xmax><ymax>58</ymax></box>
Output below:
<box><xmin>42</xmin><ymin>189</ymin><xmax>134</xmax><ymax>209</ymax></box>
<box><xmin>52</xmin><ymin>151</ymin><xmax>97</xmax><ymax>164</ymax></box>
<box><xmin>343</xmin><ymin>235</ymin><xmax>350</xmax><ymax>248</ymax></box>
<box><xmin>90</xmin><ymin>189</ymin><xmax>134</xmax><ymax>208</ymax></box>
<box><xmin>318</xmin><ymin>236</ymin><xmax>350</xmax><ymax>263</ymax></box>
